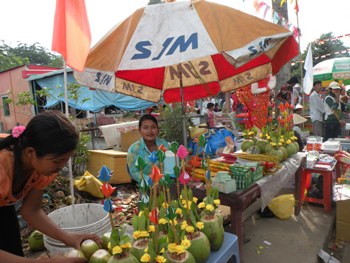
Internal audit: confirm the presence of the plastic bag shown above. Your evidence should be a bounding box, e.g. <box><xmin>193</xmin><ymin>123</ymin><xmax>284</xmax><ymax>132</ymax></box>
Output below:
<box><xmin>74</xmin><ymin>171</ymin><xmax>104</xmax><ymax>198</ymax></box>
<box><xmin>268</xmin><ymin>194</ymin><xmax>295</xmax><ymax>220</ymax></box>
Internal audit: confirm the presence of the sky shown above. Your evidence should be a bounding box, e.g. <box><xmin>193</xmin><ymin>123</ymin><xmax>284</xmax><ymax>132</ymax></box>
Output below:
<box><xmin>1</xmin><ymin>0</ymin><xmax>350</xmax><ymax>54</ymax></box>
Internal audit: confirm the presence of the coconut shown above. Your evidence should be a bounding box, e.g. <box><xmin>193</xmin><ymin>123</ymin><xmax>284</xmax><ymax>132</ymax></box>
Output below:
<box><xmin>256</xmin><ymin>140</ymin><xmax>268</xmax><ymax>153</ymax></box>
<box><xmin>285</xmin><ymin>144</ymin><xmax>295</xmax><ymax>157</ymax></box>
<box><xmin>101</xmin><ymin>232</ymin><xmax>111</xmax><ymax>250</ymax></box>
<box><xmin>201</xmin><ymin>215</ymin><xmax>224</xmax><ymax>251</ymax></box>
<box><xmin>264</xmin><ymin>143</ymin><xmax>273</xmax><ymax>154</ymax></box>
<box><xmin>130</xmin><ymin>238</ymin><xmax>149</xmax><ymax>261</ymax></box>
<box><xmin>81</xmin><ymin>239</ymin><xmax>100</xmax><ymax>260</ymax></box>
<box><xmin>164</xmin><ymin>250</ymin><xmax>196</xmax><ymax>263</ymax></box>
<box><xmin>292</xmin><ymin>142</ymin><xmax>300</xmax><ymax>153</ymax></box>
<box><xmin>107</xmin><ymin>254</ymin><xmax>139</xmax><ymax>263</ymax></box>
<box><xmin>187</xmin><ymin>232</ymin><xmax>210</xmax><ymax>263</ymax></box>
<box><xmin>89</xmin><ymin>249</ymin><xmax>111</xmax><ymax>263</ymax></box>
<box><xmin>65</xmin><ymin>248</ymin><xmax>86</xmax><ymax>259</ymax></box>
<box><xmin>276</xmin><ymin>149</ymin><xmax>284</xmax><ymax>162</ymax></box>
<box><xmin>279</xmin><ymin>146</ymin><xmax>288</xmax><ymax>161</ymax></box>
<box><xmin>28</xmin><ymin>230</ymin><xmax>44</xmax><ymax>251</ymax></box>
<box><xmin>241</xmin><ymin>140</ymin><xmax>254</xmax><ymax>152</ymax></box>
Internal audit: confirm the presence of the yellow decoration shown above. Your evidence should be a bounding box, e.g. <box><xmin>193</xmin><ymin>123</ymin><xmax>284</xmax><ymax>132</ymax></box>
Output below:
<box><xmin>112</xmin><ymin>245</ymin><xmax>122</xmax><ymax>255</ymax></box>
<box><xmin>175</xmin><ymin>208</ymin><xmax>182</xmax><ymax>215</ymax></box>
<box><xmin>198</xmin><ymin>202</ymin><xmax>205</xmax><ymax>209</ymax></box>
<box><xmin>155</xmin><ymin>255</ymin><xmax>167</xmax><ymax>263</ymax></box>
<box><xmin>141</xmin><ymin>253</ymin><xmax>151</xmax><ymax>262</ymax></box>
<box><xmin>181</xmin><ymin>237</ymin><xmax>191</xmax><ymax>249</ymax></box>
<box><xmin>196</xmin><ymin>221</ymin><xmax>204</xmax><ymax>230</ymax></box>
<box><xmin>205</xmin><ymin>204</ymin><xmax>214</xmax><ymax>212</ymax></box>
<box><xmin>185</xmin><ymin>226</ymin><xmax>195</xmax><ymax>233</ymax></box>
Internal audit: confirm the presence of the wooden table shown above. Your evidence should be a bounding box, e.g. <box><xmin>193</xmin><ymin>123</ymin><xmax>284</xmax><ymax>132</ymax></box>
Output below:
<box><xmin>186</xmin><ymin>153</ymin><xmax>305</xmax><ymax>261</ymax></box>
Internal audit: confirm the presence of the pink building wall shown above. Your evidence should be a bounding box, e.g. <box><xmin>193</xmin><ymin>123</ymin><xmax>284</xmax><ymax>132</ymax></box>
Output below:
<box><xmin>0</xmin><ymin>65</ymin><xmax>59</xmax><ymax>132</ymax></box>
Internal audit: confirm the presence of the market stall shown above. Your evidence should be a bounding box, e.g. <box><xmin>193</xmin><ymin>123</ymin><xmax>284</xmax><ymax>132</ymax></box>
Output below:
<box><xmin>182</xmin><ymin>153</ymin><xmax>305</xmax><ymax>257</ymax></box>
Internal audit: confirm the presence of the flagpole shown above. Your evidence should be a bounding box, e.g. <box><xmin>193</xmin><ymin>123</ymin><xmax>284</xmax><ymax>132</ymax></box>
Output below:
<box><xmin>64</xmin><ymin>60</ymin><xmax>76</xmax><ymax>224</ymax></box>
<box><xmin>295</xmin><ymin>0</ymin><xmax>304</xmax><ymax>117</ymax></box>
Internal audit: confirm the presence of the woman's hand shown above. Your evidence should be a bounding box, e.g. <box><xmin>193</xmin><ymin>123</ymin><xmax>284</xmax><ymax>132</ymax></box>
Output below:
<box><xmin>63</xmin><ymin>232</ymin><xmax>102</xmax><ymax>250</ymax></box>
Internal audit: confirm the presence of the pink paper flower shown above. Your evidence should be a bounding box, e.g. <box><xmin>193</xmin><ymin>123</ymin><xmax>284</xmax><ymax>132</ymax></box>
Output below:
<box><xmin>12</xmin><ymin>126</ymin><xmax>25</xmax><ymax>138</ymax></box>
<box><xmin>176</xmin><ymin>145</ymin><xmax>188</xmax><ymax>160</ymax></box>
<box><xmin>179</xmin><ymin>170</ymin><xmax>191</xmax><ymax>185</ymax></box>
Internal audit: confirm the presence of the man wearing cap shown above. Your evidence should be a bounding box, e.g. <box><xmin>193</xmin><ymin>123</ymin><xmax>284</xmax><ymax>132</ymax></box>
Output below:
<box><xmin>324</xmin><ymin>81</ymin><xmax>342</xmax><ymax>141</ymax></box>
<box><xmin>309</xmin><ymin>80</ymin><xmax>325</xmax><ymax>137</ymax></box>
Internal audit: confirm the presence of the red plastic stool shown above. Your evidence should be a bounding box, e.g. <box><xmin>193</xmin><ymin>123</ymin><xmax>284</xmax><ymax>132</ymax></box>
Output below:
<box><xmin>300</xmin><ymin>166</ymin><xmax>335</xmax><ymax>213</ymax></box>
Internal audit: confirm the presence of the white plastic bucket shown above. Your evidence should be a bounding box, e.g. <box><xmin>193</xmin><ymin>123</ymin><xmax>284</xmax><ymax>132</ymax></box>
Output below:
<box><xmin>44</xmin><ymin>203</ymin><xmax>111</xmax><ymax>255</ymax></box>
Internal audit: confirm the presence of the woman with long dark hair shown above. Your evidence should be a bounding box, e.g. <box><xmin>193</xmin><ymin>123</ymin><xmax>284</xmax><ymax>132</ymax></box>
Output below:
<box><xmin>0</xmin><ymin>111</ymin><xmax>101</xmax><ymax>262</ymax></box>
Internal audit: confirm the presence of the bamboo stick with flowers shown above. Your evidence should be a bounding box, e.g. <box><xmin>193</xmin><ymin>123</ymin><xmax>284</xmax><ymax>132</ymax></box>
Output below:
<box><xmin>169</xmin><ymin>141</ymin><xmax>180</xmax><ymax>197</ymax></box>
<box><xmin>98</xmin><ymin>165</ymin><xmax>117</xmax><ymax>230</ymax></box>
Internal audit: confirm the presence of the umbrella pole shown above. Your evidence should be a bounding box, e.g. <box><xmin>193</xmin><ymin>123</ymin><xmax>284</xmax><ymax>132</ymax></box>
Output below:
<box><xmin>180</xmin><ymin>71</ymin><xmax>188</xmax><ymax>148</ymax></box>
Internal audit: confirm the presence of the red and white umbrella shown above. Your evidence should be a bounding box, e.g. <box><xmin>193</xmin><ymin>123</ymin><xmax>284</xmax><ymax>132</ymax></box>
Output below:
<box><xmin>75</xmin><ymin>1</ymin><xmax>298</xmax><ymax>103</ymax></box>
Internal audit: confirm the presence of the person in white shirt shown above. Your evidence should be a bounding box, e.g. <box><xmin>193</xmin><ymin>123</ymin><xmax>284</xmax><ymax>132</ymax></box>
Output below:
<box><xmin>309</xmin><ymin>80</ymin><xmax>325</xmax><ymax>137</ymax></box>
<box><xmin>291</xmin><ymin>83</ymin><xmax>301</xmax><ymax>107</ymax></box>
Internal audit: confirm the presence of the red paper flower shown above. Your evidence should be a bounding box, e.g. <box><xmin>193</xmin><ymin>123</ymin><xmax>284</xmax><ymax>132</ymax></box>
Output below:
<box><xmin>149</xmin><ymin>165</ymin><xmax>163</xmax><ymax>184</ymax></box>
<box><xmin>158</xmin><ymin>144</ymin><xmax>167</xmax><ymax>152</ymax></box>
<box><xmin>278</xmin><ymin>103</ymin><xmax>285</xmax><ymax>113</ymax></box>
<box><xmin>101</xmin><ymin>183</ymin><xmax>116</xmax><ymax>197</ymax></box>
<box><xmin>150</xmin><ymin>208</ymin><xmax>159</xmax><ymax>224</ymax></box>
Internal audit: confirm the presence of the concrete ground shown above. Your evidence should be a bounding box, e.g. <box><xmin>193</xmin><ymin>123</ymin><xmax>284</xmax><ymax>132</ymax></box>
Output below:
<box><xmin>241</xmin><ymin>203</ymin><xmax>336</xmax><ymax>263</ymax></box>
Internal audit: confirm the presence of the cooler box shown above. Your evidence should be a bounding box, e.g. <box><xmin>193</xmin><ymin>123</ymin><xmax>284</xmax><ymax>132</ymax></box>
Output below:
<box><xmin>87</xmin><ymin>150</ymin><xmax>131</xmax><ymax>184</ymax></box>
<box><xmin>120</xmin><ymin>129</ymin><xmax>141</xmax><ymax>152</ymax></box>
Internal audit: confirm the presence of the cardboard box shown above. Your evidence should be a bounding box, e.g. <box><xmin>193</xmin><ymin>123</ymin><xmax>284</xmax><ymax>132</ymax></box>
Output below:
<box><xmin>87</xmin><ymin>150</ymin><xmax>131</xmax><ymax>184</ymax></box>
<box><xmin>120</xmin><ymin>129</ymin><xmax>141</xmax><ymax>152</ymax></box>
<box><xmin>336</xmin><ymin>221</ymin><xmax>350</xmax><ymax>241</ymax></box>
<box><xmin>336</xmin><ymin>199</ymin><xmax>350</xmax><ymax>241</ymax></box>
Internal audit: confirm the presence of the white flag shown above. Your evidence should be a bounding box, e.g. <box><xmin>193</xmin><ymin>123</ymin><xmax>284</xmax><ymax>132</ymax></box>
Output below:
<box><xmin>303</xmin><ymin>45</ymin><xmax>313</xmax><ymax>95</ymax></box>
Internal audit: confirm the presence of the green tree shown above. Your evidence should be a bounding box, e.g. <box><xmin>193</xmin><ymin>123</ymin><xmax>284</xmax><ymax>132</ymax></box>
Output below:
<box><xmin>291</xmin><ymin>32</ymin><xmax>350</xmax><ymax>81</ymax></box>
<box><xmin>0</xmin><ymin>41</ymin><xmax>63</xmax><ymax>71</ymax></box>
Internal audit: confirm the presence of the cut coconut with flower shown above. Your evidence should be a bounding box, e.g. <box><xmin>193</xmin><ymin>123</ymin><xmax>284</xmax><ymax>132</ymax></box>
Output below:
<box><xmin>197</xmin><ymin>188</ymin><xmax>224</xmax><ymax>251</ymax></box>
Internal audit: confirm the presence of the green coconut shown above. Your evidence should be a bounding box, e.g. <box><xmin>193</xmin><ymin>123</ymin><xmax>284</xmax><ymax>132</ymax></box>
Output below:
<box><xmin>164</xmin><ymin>250</ymin><xmax>196</xmax><ymax>263</ymax></box>
<box><xmin>276</xmin><ymin>149</ymin><xmax>284</xmax><ymax>162</ymax></box>
<box><xmin>89</xmin><ymin>249</ymin><xmax>111</xmax><ymax>263</ymax></box>
<box><xmin>28</xmin><ymin>230</ymin><xmax>44</xmax><ymax>251</ymax></box>
<box><xmin>81</xmin><ymin>239</ymin><xmax>100</xmax><ymax>260</ymax></box>
<box><xmin>279</xmin><ymin>146</ymin><xmax>288</xmax><ymax>161</ymax></box>
<box><xmin>285</xmin><ymin>144</ymin><xmax>295</xmax><ymax>157</ymax></box>
<box><xmin>107</xmin><ymin>254</ymin><xmax>139</xmax><ymax>263</ymax></box>
<box><xmin>292</xmin><ymin>142</ymin><xmax>300</xmax><ymax>153</ymax></box>
<box><xmin>65</xmin><ymin>248</ymin><xmax>86</xmax><ymax>259</ymax></box>
<box><xmin>130</xmin><ymin>238</ymin><xmax>149</xmax><ymax>261</ymax></box>
<box><xmin>256</xmin><ymin>140</ymin><xmax>268</xmax><ymax>153</ymax></box>
<box><xmin>215</xmin><ymin>209</ymin><xmax>224</xmax><ymax>225</ymax></box>
<box><xmin>187</xmin><ymin>232</ymin><xmax>210</xmax><ymax>263</ymax></box>
<box><xmin>265</xmin><ymin>143</ymin><xmax>273</xmax><ymax>154</ymax></box>
<box><xmin>241</xmin><ymin>140</ymin><xmax>254</xmax><ymax>152</ymax></box>
<box><xmin>201</xmin><ymin>215</ymin><xmax>224</xmax><ymax>251</ymax></box>
<box><xmin>101</xmin><ymin>232</ymin><xmax>111</xmax><ymax>250</ymax></box>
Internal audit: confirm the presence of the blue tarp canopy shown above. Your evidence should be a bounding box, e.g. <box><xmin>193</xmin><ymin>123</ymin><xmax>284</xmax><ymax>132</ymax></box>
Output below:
<box><xmin>27</xmin><ymin>69</ymin><xmax>158</xmax><ymax>112</ymax></box>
